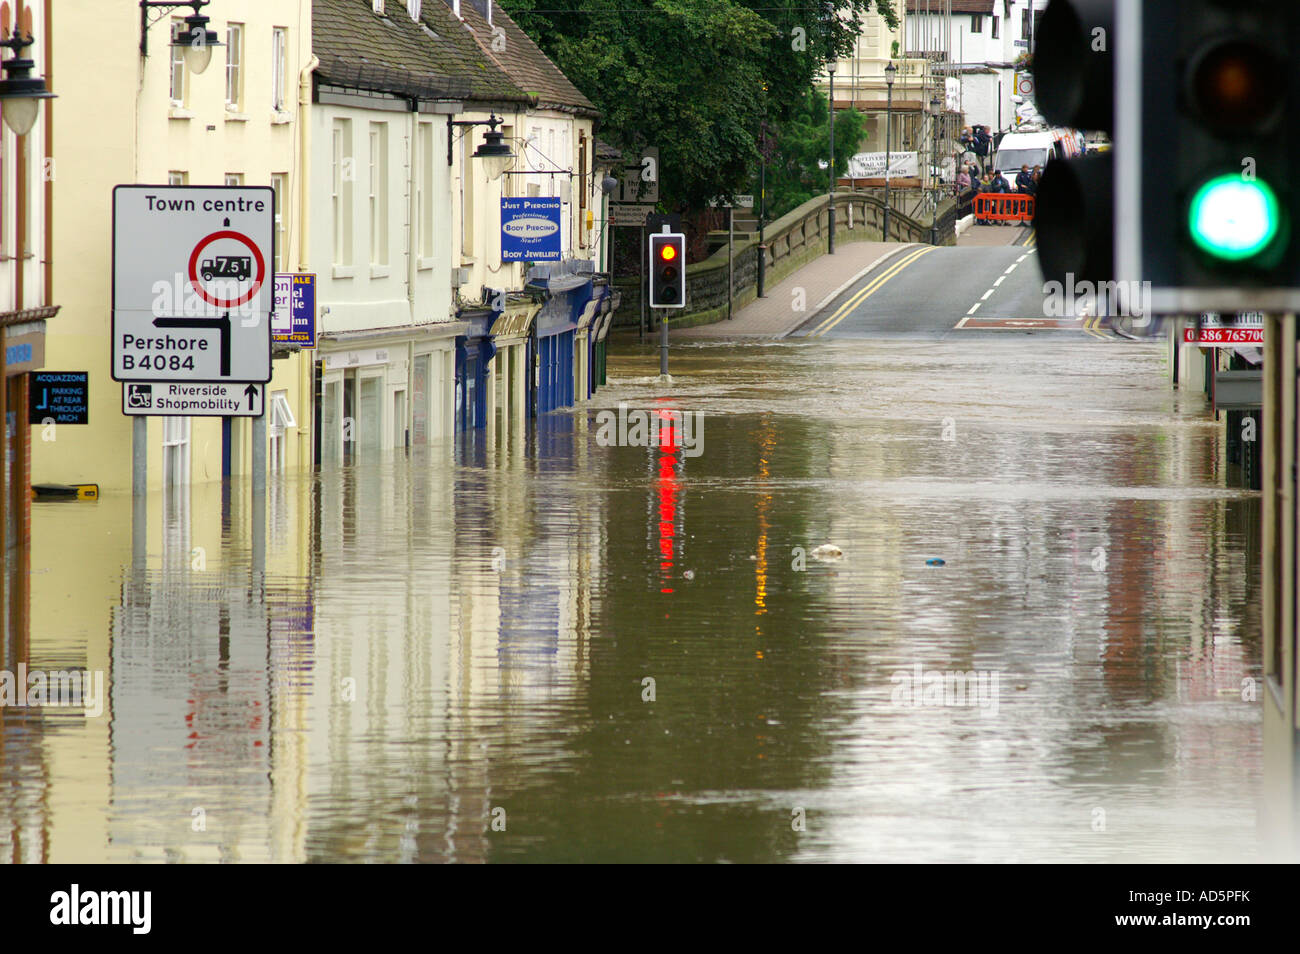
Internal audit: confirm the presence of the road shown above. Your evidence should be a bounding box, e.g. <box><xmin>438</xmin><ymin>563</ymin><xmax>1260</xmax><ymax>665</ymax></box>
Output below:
<box><xmin>794</xmin><ymin>230</ymin><xmax>1108</xmax><ymax>341</ymax></box>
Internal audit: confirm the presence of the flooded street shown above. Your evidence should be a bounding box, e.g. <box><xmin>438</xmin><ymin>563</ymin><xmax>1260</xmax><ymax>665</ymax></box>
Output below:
<box><xmin>4</xmin><ymin>337</ymin><xmax>1263</xmax><ymax>862</ymax></box>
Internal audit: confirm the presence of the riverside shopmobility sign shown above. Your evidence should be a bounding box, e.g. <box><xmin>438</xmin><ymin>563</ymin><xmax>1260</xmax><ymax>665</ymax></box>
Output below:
<box><xmin>111</xmin><ymin>185</ymin><xmax>274</xmax><ymax>384</ymax></box>
<box><xmin>501</xmin><ymin>197</ymin><xmax>561</xmax><ymax>261</ymax></box>
<box><xmin>122</xmin><ymin>381</ymin><xmax>264</xmax><ymax>417</ymax></box>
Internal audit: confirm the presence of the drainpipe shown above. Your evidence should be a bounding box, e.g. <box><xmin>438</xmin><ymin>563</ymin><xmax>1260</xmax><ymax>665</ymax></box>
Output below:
<box><xmin>297</xmin><ymin>54</ymin><xmax>320</xmax><ymax>469</ymax></box>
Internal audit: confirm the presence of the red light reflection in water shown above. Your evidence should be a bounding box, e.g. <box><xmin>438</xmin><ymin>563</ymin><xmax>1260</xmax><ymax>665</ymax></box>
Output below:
<box><xmin>654</xmin><ymin>403</ymin><xmax>682</xmax><ymax>596</ymax></box>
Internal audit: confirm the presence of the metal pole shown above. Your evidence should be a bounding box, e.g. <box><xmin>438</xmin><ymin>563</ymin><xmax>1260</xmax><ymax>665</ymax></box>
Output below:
<box><xmin>828</xmin><ymin>68</ymin><xmax>836</xmax><ymax>254</ymax></box>
<box><xmin>251</xmin><ymin>410</ymin><xmax>266</xmax><ymax>576</ymax></box>
<box><xmin>758</xmin><ymin>122</ymin><xmax>767</xmax><ymax>298</ymax></box>
<box><xmin>132</xmin><ymin>415</ymin><xmax>147</xmax><ymax>572</ymax></box>
<box><xmin>884</xmin><ymin>85</ymin><xmax>893</xmax><ymax>241</ymax></box>
<box><xmin>639</xmin><ymin>226</ymin><xmax>646</xmax><ymax>341</ymax></box>
<box><xmin>658</xmin><ymin>307</ymin><xmax>668</xmax><ymax>377</ymax></box>
<box><xmin>727</xmin><ymin>205</ymin><xmax>734</xmax><ymax>320</ymax></box>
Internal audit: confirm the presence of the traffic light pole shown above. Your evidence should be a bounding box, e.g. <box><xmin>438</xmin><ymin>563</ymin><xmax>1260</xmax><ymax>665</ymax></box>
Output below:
<box><xmin>659</xmin><ymin>306</ymin><xmax>669</xmax><ymax>377</ymax></box>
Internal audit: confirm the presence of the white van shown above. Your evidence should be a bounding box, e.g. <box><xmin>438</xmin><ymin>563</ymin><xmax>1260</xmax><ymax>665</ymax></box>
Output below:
<box><xmin>993</xmin><ymin>129</ymin><xmax>1082</xmax><ymax>178</ymax></box>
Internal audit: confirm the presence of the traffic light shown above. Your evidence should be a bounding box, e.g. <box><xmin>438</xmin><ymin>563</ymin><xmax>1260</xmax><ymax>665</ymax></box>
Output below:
<box><xmin>1033</xmin><ymin>0</ymin><xmax>1114</xmax><ymax>292</ymax></box>
<box><xmin>648</xmin><ymin>231</ymin><xmax>685</xmax><ymax>308</ymax></box>
<box><xmin>1124</xmin><ymin>0</ymin><xmax>1300</xmax><ymax>313</ymax></box>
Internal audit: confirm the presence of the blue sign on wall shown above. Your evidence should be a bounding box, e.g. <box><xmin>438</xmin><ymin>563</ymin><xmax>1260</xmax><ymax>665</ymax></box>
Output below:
<box><xmin>29</xmin><ymin>372</ymin><xmax>90</xmax><ymax>425</ymax></box>
<box><xmin>272</xmin><ymin>273</ymin><xmax>317</xmax><ymax>347</ymax></box>
<box><xmin>501</xmin><ymin>197</ymin><xmax>562</xmax><ymax>262</ymax></box>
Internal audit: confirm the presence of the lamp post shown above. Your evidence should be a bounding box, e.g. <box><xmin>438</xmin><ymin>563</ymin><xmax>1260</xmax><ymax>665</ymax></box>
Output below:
<box><xmin>139</xmin><ymin>1</ymin><xmax>223</xmax><ymax>75</ymax></box>
<box><xmin>828</xmin><ymin>64</ymin><xmax>835</xmax><ymax>254</ymax></box>
<box><xmin>758</xmin><ymin>118</ymin><xmax>770</xmax><ymax>298</ymax></box>
<box><xmin>883</xmin><ymin>61</ymin><xmax>896</xmax><ymax>242</ymax></box>
<box><xmin>930</xmin><ymin>95</ymin><xmax>942</xmax><ymax>245</ymax></box>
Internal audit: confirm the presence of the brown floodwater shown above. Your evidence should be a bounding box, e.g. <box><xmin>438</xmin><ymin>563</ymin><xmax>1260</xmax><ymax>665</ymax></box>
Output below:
<box><xmin>2</xmin><ymin>336</ymin><xmax>1265</xmax><ymax>862</ymax></box>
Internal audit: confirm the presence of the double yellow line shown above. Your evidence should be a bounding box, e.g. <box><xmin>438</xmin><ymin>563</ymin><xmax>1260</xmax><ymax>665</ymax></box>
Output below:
<box><xmin>808</xmin><ymin>245</ymin><xmax>938</xmax><ymax>337</ymax></box>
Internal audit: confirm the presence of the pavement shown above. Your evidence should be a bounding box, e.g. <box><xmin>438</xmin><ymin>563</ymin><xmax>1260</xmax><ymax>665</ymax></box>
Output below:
<box><xmin>672</xmin><ymin>240</ymin><xmax>916</xmax><ymax>339</ymax></box>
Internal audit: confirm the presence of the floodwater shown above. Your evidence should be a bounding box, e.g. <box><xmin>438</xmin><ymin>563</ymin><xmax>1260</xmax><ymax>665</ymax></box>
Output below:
<box><xmin>2</xmin><ymin>336</ymin><xmax>1267</xmax><ymax>862</ymax></box>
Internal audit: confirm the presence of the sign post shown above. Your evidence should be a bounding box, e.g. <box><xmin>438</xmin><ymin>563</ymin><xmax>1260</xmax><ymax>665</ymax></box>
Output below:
<box><xmin>112</xmin><ymin>183</ymin><xmax>275</xmax><ymax>567</ymax></box>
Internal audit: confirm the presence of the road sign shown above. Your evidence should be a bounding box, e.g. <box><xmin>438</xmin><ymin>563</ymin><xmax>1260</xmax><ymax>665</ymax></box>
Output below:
<box><xmin>272</xmin><ymin>273</ymin><xmax>317</xmax><ymax>347</ymax></box>
<box><xmin>29</xmin><ymin>372</ymin><xmax>89</xmax><ymax>425</ymax></box>
<box><xmin>610</xmin><ymin>203</ymin><xmax>654</xmax><ymax>227</ymax></box>
<box><xmin>619</xmin><ymin>146</ymin><xmax>659</xmax><ymax>203</ymax></box>
<box><xmin>112</xmin><ymin>185</ymin><xmax>274</xmax><ymax>384</ymax></box>
<box><xmin>122</xmin><ymin>381</ymin><xmax>265</xmax><ymax>417</ymax></box>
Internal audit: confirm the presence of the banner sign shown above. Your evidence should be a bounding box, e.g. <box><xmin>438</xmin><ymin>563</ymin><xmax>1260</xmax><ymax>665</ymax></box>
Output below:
<box><xmin>846</xmin><ymin>152</ymin><xmax>919</xmax><ymax>179</ymax></box>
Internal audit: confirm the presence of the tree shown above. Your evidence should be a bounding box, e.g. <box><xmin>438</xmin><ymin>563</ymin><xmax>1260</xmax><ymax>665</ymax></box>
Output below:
<box><xmin>764</xmin><ymin>88</ymin><xmax>868</xmax><ymax>221</ymax></box>
<box><xmin>498</xmin><ymin>0</ymin><xmax>897</xmax><ymax>213</ymax></box>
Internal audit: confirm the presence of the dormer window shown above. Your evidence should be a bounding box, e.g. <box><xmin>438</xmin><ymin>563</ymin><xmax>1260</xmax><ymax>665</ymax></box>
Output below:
<box><xmin>408</xmin><ymin>0</ymin><xmax>422</xmax><ymax>17</ymax></box>
<box><xmin>372</xmin><ymin>0</ymin><xmax>384</xmax><ymax>14</ymax></box>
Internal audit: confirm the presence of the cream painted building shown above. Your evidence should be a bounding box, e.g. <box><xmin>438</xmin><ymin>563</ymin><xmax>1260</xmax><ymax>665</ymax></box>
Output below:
<box><xmin>37</xmin><ymin>0</ymin><xmax>312</xmax><ymax>493</ymax></box>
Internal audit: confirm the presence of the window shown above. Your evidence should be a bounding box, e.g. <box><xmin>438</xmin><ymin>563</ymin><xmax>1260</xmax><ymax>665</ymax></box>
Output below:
<box><xmin>972</xmin><ymin>14</ymin><xmax>982</xmax><ymax>33</ymax></box>
<box><xmin>168</xmin><ymin>170</ymin><xmax>188</xmax><ymax>186</ymax></box>
<box><xmin>225</xmin><ymin>173</ymin><xmax>243</xmax><ymax>186</ymax></box>
<box><xmin>269</xmin><ymin>390</ymin><xmax>296</xmax><ymax>472</ymax></box>
<box><xmin>406</xmin><ymin>0</ymin><xmax>421</xmax><ymax>19</ymax></box>
<box><xmin>460</xmin><ymin>130</ymin><xmax>475</xmax><ymax>258</ymax></box>
<box><xmin>332</xmin><ymin>119</ymin><xmax>353</xmax><ymax>265</ymax></box>
<box><xmin>271</xmin><ymin>173</ymin><xmax>288</xmax><ymax>271</ymax></box>
<box><xmin>272</xmin><ymin>28</ymin><xmax>288</xmax><ymax>112</ymax></box>
<box><xmin>169</xmin><ymin>20</ymin><xmax>187</xmax><ymax>106</ymax></box>
<box><xmin>369</xmin><ymin>122</ymin><xmax>388</xmax><ymax>266</ymax></box>
<box><xmin>992</xmin><ymin>16</ymin><xmax>999</xmax><ymax>39</ymax></box>
<box><xmin>418</xmin><ymin>122</ymin><xmax>434</xmax><ymax>258</ymax></box>
<box><xmin>372</xmin><ymin>0</ymin><xmax>385</xmax><ymax>13</ymax></box>
<box><xmin>225</xmin><ymin>22</ymin><xmax>244</xmax><ymax>110</ymax></box>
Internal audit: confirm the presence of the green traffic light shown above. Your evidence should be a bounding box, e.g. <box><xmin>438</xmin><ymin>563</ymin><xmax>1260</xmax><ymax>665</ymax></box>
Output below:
<box><xmin>1188</xmin><ymin>174</ymin><xmax>1282</xmax><ymax>262</ymax></box>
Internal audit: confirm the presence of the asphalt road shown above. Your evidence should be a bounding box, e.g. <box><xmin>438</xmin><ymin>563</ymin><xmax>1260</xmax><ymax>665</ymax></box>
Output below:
<box><xmin>793</xmin><ymin>230</ymin><xmax>1108</xmax><ymax>341</ymax></box>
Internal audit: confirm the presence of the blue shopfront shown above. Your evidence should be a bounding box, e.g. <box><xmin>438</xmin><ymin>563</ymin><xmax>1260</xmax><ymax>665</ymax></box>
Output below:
<box><xmin>454</xmin><ymin>307</ymin><xmax>496</xmax><ymax>433</ymax></box>
<box><xmin>526</xmin><ymin>261</ymin><xmax>599</xmax><ymax>416</ymax></box>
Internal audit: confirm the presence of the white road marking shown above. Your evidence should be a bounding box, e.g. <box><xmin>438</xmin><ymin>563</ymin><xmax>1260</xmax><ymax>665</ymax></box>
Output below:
<box><xmin>967</xmin><ymin>303</ymin><xmax>981</xmax><ymax>315</ymax></box>
<box><xmin>994</xmin><ymin>275</ymin><xmax>1006</xmax><ymax>286</ymax></box>
<box><xmin>981</xmin><ymin>289</ymin><xmax>994</xmax><ymax>301</ymax></box>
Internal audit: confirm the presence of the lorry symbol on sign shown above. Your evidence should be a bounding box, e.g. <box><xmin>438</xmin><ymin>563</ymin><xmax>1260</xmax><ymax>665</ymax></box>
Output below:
<box><xmin>200</xmin><ymin>255</ymin><xmax>252</xmax><ymax>282</ymax></box>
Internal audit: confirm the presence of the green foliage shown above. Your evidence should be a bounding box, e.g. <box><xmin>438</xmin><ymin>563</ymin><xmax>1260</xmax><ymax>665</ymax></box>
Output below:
<box><xmin>498</xmin><ymin>0</ymin><xmax>896</xmax><ymax>212</ymax></box>
<box><xmin>763</xmin><ymin>88</ymin><xmax>868</xmax><ymax>221</ymax></box>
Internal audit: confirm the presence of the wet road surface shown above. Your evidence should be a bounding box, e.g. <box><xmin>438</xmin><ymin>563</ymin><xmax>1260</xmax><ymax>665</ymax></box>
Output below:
<box><xmin>2</xmin><ymin>327</ymin><xmax>1264</xmax><ymax>862</ymax></box>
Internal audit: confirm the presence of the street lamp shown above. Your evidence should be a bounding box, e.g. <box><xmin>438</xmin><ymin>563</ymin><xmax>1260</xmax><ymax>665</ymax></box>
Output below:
<box><xmin>828</xmin><ymin>64</ymin><xmax>836</xmax><ymax>254</ymax></box>
<box><xmin>0</xmin><ymin>19</ymin><xmax>55</xmax><ymax>137</ymax></box>
<box><xmin>883</xmin><ymin>61</ymin><xmax>896</xmax><ymax>242</ymax></box>
<box><xmin>140</xmin><ymin>1</ymin><xmax>222</xmax><ymax>75</ymax></box>
<box><xmin>472</xmin><ymin>115</ymin><xmax>515</xmax><ymax>181</ymax></box>
<box><xmin>449</xmin><ymin>113</ymin><xmax>516</xmax><ymax>181</ymax></box>
<box><xmin>930</xmin><ymin>95</ymin><xmax>943</xmax><ymax>245</ymax></box>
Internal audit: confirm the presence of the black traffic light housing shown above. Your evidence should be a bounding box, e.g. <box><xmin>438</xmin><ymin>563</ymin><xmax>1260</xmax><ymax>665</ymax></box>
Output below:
<box><xmin>1130</xmin><ymin>0</ymin><xmax>1300</xmax><ymax>313</ymax></box>
<box><xmin>649</xmin><ymin>231</ymin><xmax>686</xmax><ymax>309</ymax></box>
<box><xmin>1033</xmin><ymin>0</ymin><xmax>1114</xmax><ymax>291</ymax></box>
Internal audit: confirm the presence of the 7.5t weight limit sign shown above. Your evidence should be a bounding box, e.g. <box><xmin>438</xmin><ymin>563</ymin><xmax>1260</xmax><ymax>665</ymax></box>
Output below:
<box><xmin>112</xmin><ymin>185</ymin><xmax>274</xmax><ymax>383</ymax></box>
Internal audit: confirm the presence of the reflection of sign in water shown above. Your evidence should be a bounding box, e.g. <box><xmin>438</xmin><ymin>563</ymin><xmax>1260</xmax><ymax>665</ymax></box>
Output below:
<box><xmin>846</xmin><ymin>152</ymin><xmax>919</xmax><ymax>179</ymax></box>
<box><xmin>501</xmin><ymin>197</ymin><xmax>561</xmax><ymax>261</ymax></box>
<box><xmin>271</xmin><ymin>273</ymin><xmax>317</xmax><ymax>347</ymax></box>
<box><xmin>30</xmin><ymin>372</ymin><xmax>90</xmax><ymax>425</ymax></box>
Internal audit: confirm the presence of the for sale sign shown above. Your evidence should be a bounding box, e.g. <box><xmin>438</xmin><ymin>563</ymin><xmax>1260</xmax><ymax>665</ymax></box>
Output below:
<box><xmin>111</xmin><ymin>185</ymin><xmax>275</xmax><ymax>383</ymax></box>
<box><xmin>1182</xmin><ymin>312</ymin><xmax>1264</xmax><ymax>347</ymax></box>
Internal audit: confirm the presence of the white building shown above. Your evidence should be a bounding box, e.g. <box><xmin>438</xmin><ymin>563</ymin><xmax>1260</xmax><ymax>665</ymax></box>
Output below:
<box><xmin>906</xmin><ymin>0</ymin><xmax>1043</xmax><ymax>137</ymax></box>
